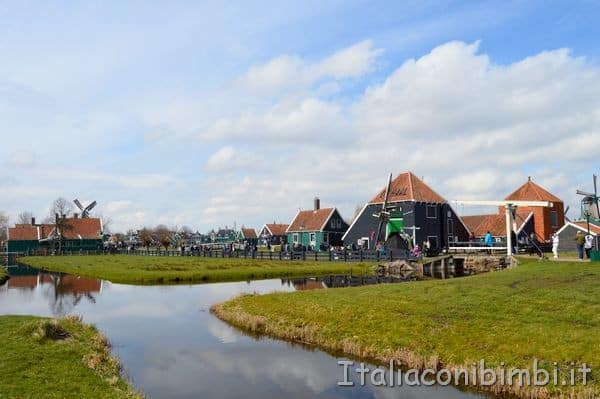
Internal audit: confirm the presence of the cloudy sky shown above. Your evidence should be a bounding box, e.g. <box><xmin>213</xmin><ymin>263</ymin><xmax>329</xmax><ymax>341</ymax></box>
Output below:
<box><xmin>1</xmin><ymin>1</ymin><xmax>599</xmax><ymax>232</ymax></box>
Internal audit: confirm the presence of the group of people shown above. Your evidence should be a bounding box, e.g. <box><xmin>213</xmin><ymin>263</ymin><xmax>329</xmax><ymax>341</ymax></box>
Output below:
<box><xmin>551</xmin><ymin>230</ymin><xmax>595</xmax><ymax>260</ymax></box>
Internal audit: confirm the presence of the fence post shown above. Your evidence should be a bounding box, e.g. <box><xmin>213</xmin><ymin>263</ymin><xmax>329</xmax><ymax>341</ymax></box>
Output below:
<box><xmin>360</xmin><ymin>250</ymin><xmax>363</xmax><ymax>262</ymax></box>
<box><xmin>344</xmin><ymin>250</ymin><xmax>347</xmax><ymax>262</ymax></box>
<box><xmin>389</xmin><ymin>250</ymin><xmax>393</xmax><ymax>262</ymax></box>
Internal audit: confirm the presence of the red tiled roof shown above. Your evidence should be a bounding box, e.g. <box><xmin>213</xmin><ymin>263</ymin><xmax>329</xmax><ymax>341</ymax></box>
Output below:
<box><xmin>462</xmin><ymin>210</ymin><xmax>533</xmax><ymax>237</ymax></box>
<box><xmin>8</xmin><ymin>225</ymin><xmax>39</xmax><ymax>241</ymax></box>
<box><xmin>60</xmin><ymin>218</ymin><xmax>102</xmax><ymax>240</ymax></box>
<box><xmin>462</xmin><ymin>215</ymin><xmax>493</xmax><ymax>235</ymax></box>
<box><xmin>39</xmin><ymin>224</ymin><xmax>56</xmax><ymax>239</ymax></box>
<box><xmin>572</xmin><ymin>221</ymin><xmax>600</xmax><ymax>235</ymax></box>
<box><xmin>505</xmin><ymin>179</ymin><xmax>562</xmax><ymax>202</ymax></box>
<box><xmin>287</xmin><ymin>208</ymin><xmax>334</xmax><ymax>232</ymax></box>
<box><xmin>240</xmin><ymin>227</ymin><xmax>257</xmax><ymax>239</ymax></box>
<box><xmin>265</xmin><ymin>224</ymin><xmax>289</xmax><ymax>236</ymax></box>
<box><xmin>370</xmin><ymin>172</ymin><xmax>446</xmax><ymax>204</ymax></box>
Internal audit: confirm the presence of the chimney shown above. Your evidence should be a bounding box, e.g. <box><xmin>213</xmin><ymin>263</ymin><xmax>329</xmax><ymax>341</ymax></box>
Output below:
<box><xmin>31</xmin><ymin>217</ymin><xmax>36</xmax><ymax>225</ymax></box>
<box><xmin>314</xmin><ymin>197</ymin><xmax>320</xmax><ymax>211</ymax></box>
<box><xmin>73</xmin><ymin>213</ymin><xmax>79</xmax><ymax>219</ymax></box>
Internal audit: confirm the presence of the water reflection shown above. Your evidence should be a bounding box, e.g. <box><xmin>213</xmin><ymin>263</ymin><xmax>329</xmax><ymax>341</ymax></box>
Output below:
<box><xmin>0</xmin><ymin>265</ymin><xmax>488</xmax><ymax>399</ymax></box>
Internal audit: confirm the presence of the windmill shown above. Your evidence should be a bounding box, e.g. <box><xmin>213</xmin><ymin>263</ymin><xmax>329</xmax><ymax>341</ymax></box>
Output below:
<box><xmin>73</xmin><ymin>199</ymin><xmax>97</xmax><ymax>218</ymax></box>
<box><xmin>372</xmin><ymin>173</ymin><xmax>393</xmax><ymax>246</ymax></box>
<box><xmin>576</xmin><ymin>174</ymin><xmax>600</xmax><ymax>221</ymax></box>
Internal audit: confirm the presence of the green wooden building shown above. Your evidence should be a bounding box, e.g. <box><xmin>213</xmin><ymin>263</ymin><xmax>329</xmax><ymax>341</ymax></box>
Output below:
<box><xmin>286</xmin><ymin>199</ymin><xmax>349</xmax><ymax>251</ymax></box>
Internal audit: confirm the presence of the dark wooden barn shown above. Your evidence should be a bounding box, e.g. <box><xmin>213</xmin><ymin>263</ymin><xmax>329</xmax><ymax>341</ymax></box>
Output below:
<box><xmin>343</xmin><ymin>171</ymin><xmax>469</xmax><ymax>250</ymax></box>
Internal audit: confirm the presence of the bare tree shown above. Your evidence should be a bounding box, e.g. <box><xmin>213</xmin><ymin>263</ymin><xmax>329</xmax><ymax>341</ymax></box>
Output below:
<box><xmin>0</xmin><ymin>212</ymin><xmax>9</xmax><ymax>249</ymax></box>
<box><xmin>153</xmin><ymin>225</ymin><xmax>172</xmax><ymax>250</ymax></box>
<box><xmin>17</xmin><ymin>211</ymin><xmax>34</xmax><ymax>224</ymax></box>
<box><xmin>139</xmin><ymin>228</ymin><xmax>153</xmax><ymax>250</ymax></box>
<box><xmin>50</xmin><ymin>197</ymin><xmax>73</xmax><ymax>218</ymax></box>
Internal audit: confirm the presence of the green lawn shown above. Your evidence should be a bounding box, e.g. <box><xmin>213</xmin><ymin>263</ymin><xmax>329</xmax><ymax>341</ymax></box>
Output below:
<box><xmin>21</xmin><ymin>255</ymin><xmax>374</xmax><ymax>285</ymax></box>
<box><xmin>0</xmin><ymin>315</ymin><xmax>141</xmax><ymax>399</ymax></box>
<box><xmin>212</xmin><ymin>258</ymin><xmax>600</xmax><ymax>398</ymax></box>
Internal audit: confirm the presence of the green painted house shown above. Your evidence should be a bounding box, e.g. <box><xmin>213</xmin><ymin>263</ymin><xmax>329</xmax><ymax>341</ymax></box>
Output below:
<box><xmin>286</xmin><ymin>199</ymin><xmax>349</xmax><ymax>251</ymax></box>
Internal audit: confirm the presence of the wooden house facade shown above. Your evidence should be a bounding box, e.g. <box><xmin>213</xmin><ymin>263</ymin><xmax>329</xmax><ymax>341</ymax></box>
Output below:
<box><xmin>343</xmin><ymin>172</ymin><xmax>469</xmax><ymax>250</ymax></box>
<box><xmin>286</xmin><ymin>199</ymin><xmax>348</xmax><ymax>251</ymax></box>
<box><xmin>258</xmin><ymin>224</ymin><xmax>289</xmax><ymax>246</ymax></box>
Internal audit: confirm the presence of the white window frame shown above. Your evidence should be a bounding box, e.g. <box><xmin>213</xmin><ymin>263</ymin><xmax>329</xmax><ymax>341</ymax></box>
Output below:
<box><xmin>293</xmin><ymin>234</ymin><xmax>299</xmax><ymax>244</ymax></box>
<box><xmin>323</xmin><ymin>233</ymin><xmax>329</xmax><ymax>242</ymax></box>
<box><xmin>330</xmin><ymin>219</ymin><xmax>336</xmax><ymax>228</ymax></box>
<box><xmin>426</xmin><ymin>205</ymin><xmax>437</xmax><ymax>219</ymax></box>
<box><xmin>309</xmin><ymin>233</ymin><xmax>316</xmax><ymax>243</ymax></box>
<box><xmin>336</xmin><ymin>219</ymin><xmax>342</xmax><ymax>228</ymax></box>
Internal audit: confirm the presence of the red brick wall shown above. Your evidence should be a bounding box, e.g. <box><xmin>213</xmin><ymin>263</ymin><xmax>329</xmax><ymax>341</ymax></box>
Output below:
<box><xmin>518</xmin><ymin>201</ymin><xmax>564</xmax><ymax>241</ymax></box>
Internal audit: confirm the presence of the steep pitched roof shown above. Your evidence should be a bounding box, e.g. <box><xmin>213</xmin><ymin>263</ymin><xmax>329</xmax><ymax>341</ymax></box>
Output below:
<box><xmin>240</xmin><ymin>227</ymin><xmax>257</xmax><ymax>239</ymax></box>
<box><xmin>287</xmin><ymin>208</ymin><xmax>335</xmax><ymax>232</ymax></box>
<box><xmin>264</xmin><ymin>224</ymin><xmax>289</xmax><ymax>236</ymax></box>
<box><xmin>370</xmin><ymin>172</ymin><xmax>446</xmax><ymax>204</ymax></box>
<box><xmin>8</xmin><ymin>225</ymin><xmax>39</xmax><ymax>241</ymax></box>
<box><xmin>60</xmin><ymin>218</ymin><xmax>102</xmax><ymax>240</ymax></box>
<box><xmin>505</xmin><ymin>179</ymin><xmax>562</xmax><ymax>202</ymax></box>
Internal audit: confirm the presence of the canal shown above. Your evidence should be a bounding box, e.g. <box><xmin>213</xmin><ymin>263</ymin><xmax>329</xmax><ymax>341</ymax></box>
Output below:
<box><xmin>0</xmin><ymin>265</ymin><xmax>488</xmax><ymax>399</ymax></box>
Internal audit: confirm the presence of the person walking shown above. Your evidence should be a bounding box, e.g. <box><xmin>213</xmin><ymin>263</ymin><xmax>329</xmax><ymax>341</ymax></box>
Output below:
<box><xmin>551</xmin><ymin>233</ymin><xmax>559</xmax><ymax>259</ymax></box>
<box><xmin>584</xmin><ymin>232</ymin><xmax>594</xmax><ymax>259</ymax></box>
<box><xmin>484</xmin><ymin>231</ymin><xmax>493</xmax><ymax>254</ymax></box>
<box><xmin>575</xmin><ymin>231</ymin><xmax>585</xmax><ymax>260</ymax></box>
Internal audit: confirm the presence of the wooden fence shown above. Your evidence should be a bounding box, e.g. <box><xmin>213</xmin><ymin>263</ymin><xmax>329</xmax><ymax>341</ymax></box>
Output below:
<box><xmin>15</xmin><ymin>248</ymin><xmax>414</xmax><ymax>263</ymax></box>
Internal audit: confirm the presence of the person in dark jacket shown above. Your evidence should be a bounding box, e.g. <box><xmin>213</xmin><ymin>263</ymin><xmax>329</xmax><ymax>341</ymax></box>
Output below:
<box><xmin>574</xmin><ymin>231</ymin><xmax>585</xmax><ymax>260</ymax></box>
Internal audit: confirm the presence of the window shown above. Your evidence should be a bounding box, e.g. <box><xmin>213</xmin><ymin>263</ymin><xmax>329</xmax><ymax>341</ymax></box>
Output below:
<box><xmin>426</xmin><ymin>205</ymin><xmax>437</xmax><ymax>219</ymax></box>
<box><xmin>293</xmin><ymin>234</ymin><xmax>299</xmax><ymax>244</ymax></box>
<box><xmin>309</xmin><ymin>233</ymin><xmax>316</xmax><ymax>243</ymax></box>
<box><xmin>331</xmin><ymin>219</ymin><xmax>336</xmax><ymax>228</ymax></box>
<box><xmin>448</xmin><ymin>235</ymin><xmax>454</xmax><ymax>244</ymax></box>
<box><xmin>323</xmin><ymin>233</ymin><xmax>329</xmax><ymax>242</ymax></box>
<box><xmin>550</xmin><ymin>211</ymin><xmax>558</xmax><ymax>228</ymax></box>
<box><xmin>447</xmin><ymin>219</ymin><xmax>454</xmax><ymax>235</ymax></box>
<box><xmin>495</xmin><ymin>237</ymin><xmax>502</xmax><ymax>243</ymax></box>
<box><xmin>336</xmin><ymin>219</ymin><xmax>342</xmax><ymax>228</ymax></box>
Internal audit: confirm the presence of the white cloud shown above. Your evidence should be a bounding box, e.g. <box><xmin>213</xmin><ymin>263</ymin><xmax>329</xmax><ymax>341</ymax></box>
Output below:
<box><xmin>202</xmin><ymin>98</ymin><xmax>349</xmax><ymax>141</ymax></box>
<box><xmin>238</xmin><ymin>40</ymin><xmax>383</xmax><ymax>94</ymax></box>
<box><xmin>199</xmin><ymin>40</ymin><xmax>600</xmax><ymax>229</ymax></box>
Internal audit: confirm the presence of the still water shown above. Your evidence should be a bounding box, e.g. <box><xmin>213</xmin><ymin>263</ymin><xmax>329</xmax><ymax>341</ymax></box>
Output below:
<box><xmin>0</xmin><ymin>266</ymin><xmax>487</xmax><ymax>399</ymax></box>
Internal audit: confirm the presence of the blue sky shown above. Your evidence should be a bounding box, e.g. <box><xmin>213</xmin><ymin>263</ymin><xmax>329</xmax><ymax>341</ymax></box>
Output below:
<box><xmin>1</xmin><ymin>1</ymin><xmax>599</xmax><ymax>232</ymax></box>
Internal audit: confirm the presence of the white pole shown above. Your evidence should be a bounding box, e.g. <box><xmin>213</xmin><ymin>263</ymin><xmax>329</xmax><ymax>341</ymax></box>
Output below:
<box><xmin>505</xmin><ymin>204</ymin><xmax>512</xmax><ymax>257</ymax></box>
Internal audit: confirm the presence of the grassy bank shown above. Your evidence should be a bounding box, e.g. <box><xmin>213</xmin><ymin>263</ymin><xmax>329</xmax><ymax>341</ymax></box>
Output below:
<box><xmin>212</xmin><ymin>259</ymin><xmax>600</xmax><ymax>398</ymax></box>
<box><xmin>0</xmin><ymin>315</ymin><xmax>141</xmax><ymax>399</ymax></box>
<box><xmin>21</xmin><ymin>255</ymin><xmax>374</xmax><ymax>285</ymax></box>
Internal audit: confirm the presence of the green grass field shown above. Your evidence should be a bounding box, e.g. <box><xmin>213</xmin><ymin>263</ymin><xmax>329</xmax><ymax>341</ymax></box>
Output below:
<box><xmin>0</xmin><ymin>315</ymin><xmax>141</xmax><ymax>399</ymax></box>
<box><xmin>212</xmin><ymin>258</ymin><xmax>600</xmax><ymax>398</ymax></box>
<box><xmin>21</xmin><ymin>255</ymin><xmax>374</xmax><ymax>285</ymax></box>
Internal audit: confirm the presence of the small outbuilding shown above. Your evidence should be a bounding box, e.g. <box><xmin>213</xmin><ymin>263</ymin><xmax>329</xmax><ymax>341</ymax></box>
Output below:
<box><xmin>258</xmin><ymin>223</ymin><xmax>289</xmax><ymax>246</ymax></box>
<box><xmin>237</xmin><ymin>227</ymin><xmax>258</xmax><ymax>246</ymax></box>
<box><xmin>555</xmin><ymin>221</ymin><xmax>599</xmax><ymax>252</ymax></box>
